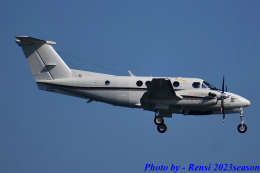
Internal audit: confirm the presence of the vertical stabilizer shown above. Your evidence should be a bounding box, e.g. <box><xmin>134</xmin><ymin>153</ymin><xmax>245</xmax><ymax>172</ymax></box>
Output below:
<box><xmin>16</xmin><ymin>36</ymin><xmax>71</xmax><ymax>81</ymax></box>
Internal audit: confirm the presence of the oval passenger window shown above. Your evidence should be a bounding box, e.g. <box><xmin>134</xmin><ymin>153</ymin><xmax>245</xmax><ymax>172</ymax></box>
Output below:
<box><xmin>105</xmin><ymin>80</ymin><xmax>110</xmax><ymax>85</ymax></box>
<box><xmin>136</xmin><ymin>80</ymin><xmax>143</xmax><ymax>87</ymax></box>
<box><xmin>173</xmin><ymin>81</ymin><xmax>180</xmax><ymax>87</ymax></box>
<box><xmin>145</xmin><ymin>81</ymin><xmax>151</xmax><ymax>87</ymax></box>
<box><xmin>192</xmin><ymin>82</ymin><xmax>200</xmax><ymax>88</ymax></box>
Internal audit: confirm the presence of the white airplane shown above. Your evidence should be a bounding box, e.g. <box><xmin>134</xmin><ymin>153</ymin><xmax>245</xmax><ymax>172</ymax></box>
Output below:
<box><xmin>15</xmin><ymin>36</ymin><xmax>250</xmax><ymax>133</ymax></box>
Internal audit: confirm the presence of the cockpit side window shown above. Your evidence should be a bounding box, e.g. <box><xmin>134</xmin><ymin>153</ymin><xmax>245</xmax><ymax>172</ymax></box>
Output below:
<box><xmin>192</xmin><ymin>82</ymin><xmax>200</xmax><ymax>88</ymax></box>
<box><xmin>203</xmin><ymin>81</ymin><xmax>218</xmax><ymax>90</ymax></box>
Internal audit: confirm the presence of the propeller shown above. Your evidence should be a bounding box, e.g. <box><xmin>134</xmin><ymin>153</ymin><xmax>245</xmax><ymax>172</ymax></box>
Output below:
<box><xmin>221</xmin><ymin>76</ymin><xmax>225</xmax><ymax>124</ymax></box>
<box><xmin>221</xmin><ymin>76</ymin><xmax>229</xmax><ymax>124</ymax></box>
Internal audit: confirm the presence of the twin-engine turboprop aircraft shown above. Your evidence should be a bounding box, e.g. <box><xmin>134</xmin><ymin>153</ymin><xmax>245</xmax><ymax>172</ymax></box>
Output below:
<box><xmin>15</xmin><ymin>36</ymin><xmax>250</xmax><ymax>133</ymax></box>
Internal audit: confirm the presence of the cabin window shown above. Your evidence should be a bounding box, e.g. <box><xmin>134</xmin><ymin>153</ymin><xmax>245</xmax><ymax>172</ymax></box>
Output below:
<box><xmin>173</xmin><ymin>81</ymin><xmax>180</xmax><ymax>87</ymax></box>
<box><xmin>105</xmin><ymin>80</ymin><xmax>110</xmax><ymax>85</ymax></box>
<box><xmin>192</xmin><ymin>82</ymin><xmax>200</xmax><ymax>88</ymax></box>
<box><xmin>145</xmin><ymin>81</ymin><xmax>151</xmax><ymax>87</ymax></box>
<box><xmin>136</xmin><ymin>80</ymin><xmax>143</xmax><ymax>87</ymax></box>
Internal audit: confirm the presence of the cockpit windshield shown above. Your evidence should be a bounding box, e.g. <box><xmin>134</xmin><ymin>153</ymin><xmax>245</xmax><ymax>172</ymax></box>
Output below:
<box><xmin>202</xmin><ymin>81</ymin><xmax>218</xmax><ymax>90</ymax></box>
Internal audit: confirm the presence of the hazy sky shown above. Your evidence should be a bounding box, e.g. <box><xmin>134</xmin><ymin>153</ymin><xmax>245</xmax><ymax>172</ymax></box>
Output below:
<box><xmin>1</xmin><ymin>0</ymin><xmax>260</xmax><ymax>172</ymax></box>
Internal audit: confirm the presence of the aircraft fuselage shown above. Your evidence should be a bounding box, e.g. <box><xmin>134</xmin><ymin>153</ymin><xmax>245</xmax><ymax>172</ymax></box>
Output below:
<box><xmin>36</xmin><ymin>74</ymin><xmax>250</xmax><ymax>115</ymax></box>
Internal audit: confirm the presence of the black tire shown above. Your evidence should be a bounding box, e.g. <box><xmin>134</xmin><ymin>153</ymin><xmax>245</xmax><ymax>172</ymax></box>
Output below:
<box><xmin>154</xmin><ymin>116</ymin><xmax>164</xmax><ymax>125</ymax></box>
<box><xmin>157</xmin><ymin>124</ymin><xmax>167</xmax><ymax>133</ymax></box>
<box><xmin>237</xmin><ymin>124</ymin><xmax>247</xmax><ymax>133</ymax></box>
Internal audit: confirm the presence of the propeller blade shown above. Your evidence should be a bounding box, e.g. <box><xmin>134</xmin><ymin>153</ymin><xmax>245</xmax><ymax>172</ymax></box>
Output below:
<box><xmin>222</xmin><ymin>76</ymin><xmax>225</xmax><ymax>93</ymax></box>
<box><xmin>221</xmin><ymin>76</ymin><xmax>227</xmax><ymax>124</ymax></box>
<box><xmin>221</xmin><ymin>98</ymin><xmax>225</xmax><ymax>125</ymax></box>
<box><xmin>221</xmin><ymin>99</ymin><xmax>224</xmax><ymax>113</ymax></box>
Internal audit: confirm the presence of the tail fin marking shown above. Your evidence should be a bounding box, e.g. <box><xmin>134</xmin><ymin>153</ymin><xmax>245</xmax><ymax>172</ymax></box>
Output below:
<box><xmin>16</xmin><ymin>36</ymin><xmax>71</xmax><ymax>81</ymax></box>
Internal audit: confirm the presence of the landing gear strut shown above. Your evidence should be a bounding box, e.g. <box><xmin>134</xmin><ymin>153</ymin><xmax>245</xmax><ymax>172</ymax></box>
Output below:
<box><xmin>238</xmin><ymin>111</ymin><xmax>247</xmax><ymax>133</ymax></box>
<box><xmin>154</xmin><ymin>111</ymin><xmax>167</xmax><ymax>133</ymax></box>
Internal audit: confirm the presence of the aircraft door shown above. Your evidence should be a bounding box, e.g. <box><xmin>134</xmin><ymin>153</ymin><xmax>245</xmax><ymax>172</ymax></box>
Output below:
<box><xmin>93</xmin><ymin>79</ymin><xmax>106</xmax><ymax>102</ymax></box>
<box><xmin>115</xmin><ymin>78</ymin><xmax>129</xmax><ymax>106</ymax></box>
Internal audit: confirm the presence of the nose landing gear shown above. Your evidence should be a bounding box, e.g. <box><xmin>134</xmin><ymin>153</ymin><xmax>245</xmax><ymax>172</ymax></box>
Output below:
<box><xmin>238</xmin><ymin>111</ymin><xmax>247</xmax><ymax>133</ymax></box>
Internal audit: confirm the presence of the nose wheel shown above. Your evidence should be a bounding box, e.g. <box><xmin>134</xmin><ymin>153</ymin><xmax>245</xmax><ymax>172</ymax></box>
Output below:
<box><xmin>238</xmin><ymin>124</ymin><xmax>247</xmax><ymax>133</ymax></box>
<box><xmin>238</xmin><ymin>111</ymin><xmax>247</xmax><ymax>133</ymax></box>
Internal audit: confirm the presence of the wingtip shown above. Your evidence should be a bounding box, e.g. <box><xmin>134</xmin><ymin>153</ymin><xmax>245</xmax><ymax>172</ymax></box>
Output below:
<box><xmin>15</xmin><ymin>36</ymin><xmax>29</xmax><ymax>39</ymax></box>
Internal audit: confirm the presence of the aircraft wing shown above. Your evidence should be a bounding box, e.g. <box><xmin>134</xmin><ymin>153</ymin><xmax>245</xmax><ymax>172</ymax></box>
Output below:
<box><xmin>147</xmin><ymin>78</ymin><xmax>178</xmax><ymax>100</ymax></box>
<box><xmin>141</xmin><ymin>78</ymin><xmax>182</xmax><ymax>109</ymax></box>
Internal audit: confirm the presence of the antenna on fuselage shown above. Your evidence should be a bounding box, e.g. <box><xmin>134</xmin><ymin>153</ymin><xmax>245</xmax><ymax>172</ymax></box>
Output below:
<box><xmin>128</xmin><ymin>71</ymin><xmax>135</xmax><ymax>76</ymax></box>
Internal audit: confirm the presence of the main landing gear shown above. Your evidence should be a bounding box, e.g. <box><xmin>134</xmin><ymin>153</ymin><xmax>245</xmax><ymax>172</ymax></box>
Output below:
<box><xmin>154</xmin><ymin>112</ymin><xmax>167</xmax><ymax>133</ymax></box>
<box><xmin>237</xmin><ymin>111</ymin><xmax>247</xmax><ymax>133</ymax></box>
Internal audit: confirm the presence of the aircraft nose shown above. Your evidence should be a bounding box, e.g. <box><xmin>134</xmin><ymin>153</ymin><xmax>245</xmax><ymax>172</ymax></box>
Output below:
<box><xmin>245</xmin><ymin>99</ymin><xmax>250</xmax><ymax>107</ymax></box>
<box><xmin>242</xmin><ymin>98</ymin><xmax>250</xmax><ymax>107</ymax></box>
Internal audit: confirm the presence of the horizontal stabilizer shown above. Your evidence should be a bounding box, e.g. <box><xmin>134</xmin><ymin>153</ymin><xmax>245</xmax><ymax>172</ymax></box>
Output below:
<box><xmin>16</xmin><ymin>36</ymin><xmax>56</xmax><ymax>45</ymax></box>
